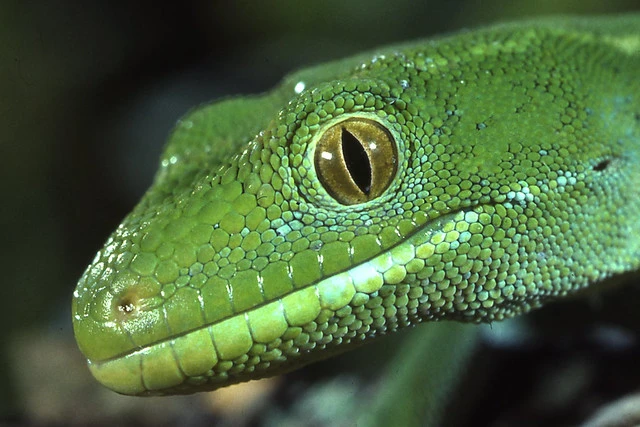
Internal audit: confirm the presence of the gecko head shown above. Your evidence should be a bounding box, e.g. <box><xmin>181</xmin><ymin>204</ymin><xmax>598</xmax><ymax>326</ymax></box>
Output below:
<box><xmin>73</xmin><ymin>29</ymin><xmax>640</xmax><ymax>395</ymax></box>
<box><xmin>71</xmin><ymin>77</ymin><xmax>427</xmax><ymax>395</ymax></box>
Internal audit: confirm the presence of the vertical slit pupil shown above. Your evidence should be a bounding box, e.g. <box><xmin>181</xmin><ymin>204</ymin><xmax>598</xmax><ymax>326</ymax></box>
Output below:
<box><xmin>341</xmin><ymin>128</ymin><xmax>372</xmax><ymax>194</ymax></box>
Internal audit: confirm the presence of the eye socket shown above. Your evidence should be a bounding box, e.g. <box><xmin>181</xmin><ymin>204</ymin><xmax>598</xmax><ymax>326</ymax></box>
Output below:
<box><xmin>314</xmin><ymin>117</ymin><xmax>398</xmax><ymax>205</ymax></box>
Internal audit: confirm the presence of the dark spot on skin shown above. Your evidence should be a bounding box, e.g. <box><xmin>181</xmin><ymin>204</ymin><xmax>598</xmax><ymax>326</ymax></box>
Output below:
<box><xmin>593</xmin><ymin>158</ymin><xmax>612</xmax><ymax>172</ymax></box>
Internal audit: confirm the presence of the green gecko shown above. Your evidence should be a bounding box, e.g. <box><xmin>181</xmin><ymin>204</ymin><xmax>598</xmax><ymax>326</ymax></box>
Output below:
<box><xmin>72</xmin><ymin>14</ymin><xmax>640</xmax><ymax>396</ymax></box>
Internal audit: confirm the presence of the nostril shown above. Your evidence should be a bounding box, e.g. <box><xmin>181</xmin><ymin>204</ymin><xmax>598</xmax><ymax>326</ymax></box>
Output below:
<box><xmin>117</xmin><ymin>297</ymin><xmax>136</xmax><ymax>314</ymax></box>
<box><xmin>114</xmin><ymin>290</ymin><xmax>143</xmax><ymax>320</ymax></box>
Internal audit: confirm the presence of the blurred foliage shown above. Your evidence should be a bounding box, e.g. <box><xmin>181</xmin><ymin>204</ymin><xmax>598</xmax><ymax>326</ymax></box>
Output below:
<box><xmin>2</xmin><ymin>0</ymin><xmax>639</xmax><ymax>425</ymax></box>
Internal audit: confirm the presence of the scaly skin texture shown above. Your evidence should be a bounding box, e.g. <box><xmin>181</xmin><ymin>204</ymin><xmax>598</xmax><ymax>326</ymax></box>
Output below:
<box><xmin>73</xmin><ymin>15</ymin><xmax>640</xmax><ymax>395</ymax></box>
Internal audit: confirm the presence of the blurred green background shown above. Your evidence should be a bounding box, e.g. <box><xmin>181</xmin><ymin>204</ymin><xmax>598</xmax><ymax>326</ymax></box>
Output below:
<box><xmin>2</xmin><ymin>1</ymin><xmax>639</xmax><ymax>425</ymax></box>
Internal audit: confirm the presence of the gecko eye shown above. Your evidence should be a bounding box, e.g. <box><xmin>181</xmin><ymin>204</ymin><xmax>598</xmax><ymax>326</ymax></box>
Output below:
<box><xmin>313</xmin><ymin>117</ymin><xmax>398</xmax><ymax>205</ymax></box>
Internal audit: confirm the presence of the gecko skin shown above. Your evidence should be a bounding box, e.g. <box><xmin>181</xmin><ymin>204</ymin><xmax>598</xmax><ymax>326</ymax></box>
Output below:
<box><xmin>73</xmin><ymin>15</ymin><xmax>640</xmax><ymax>396</ymax></box>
